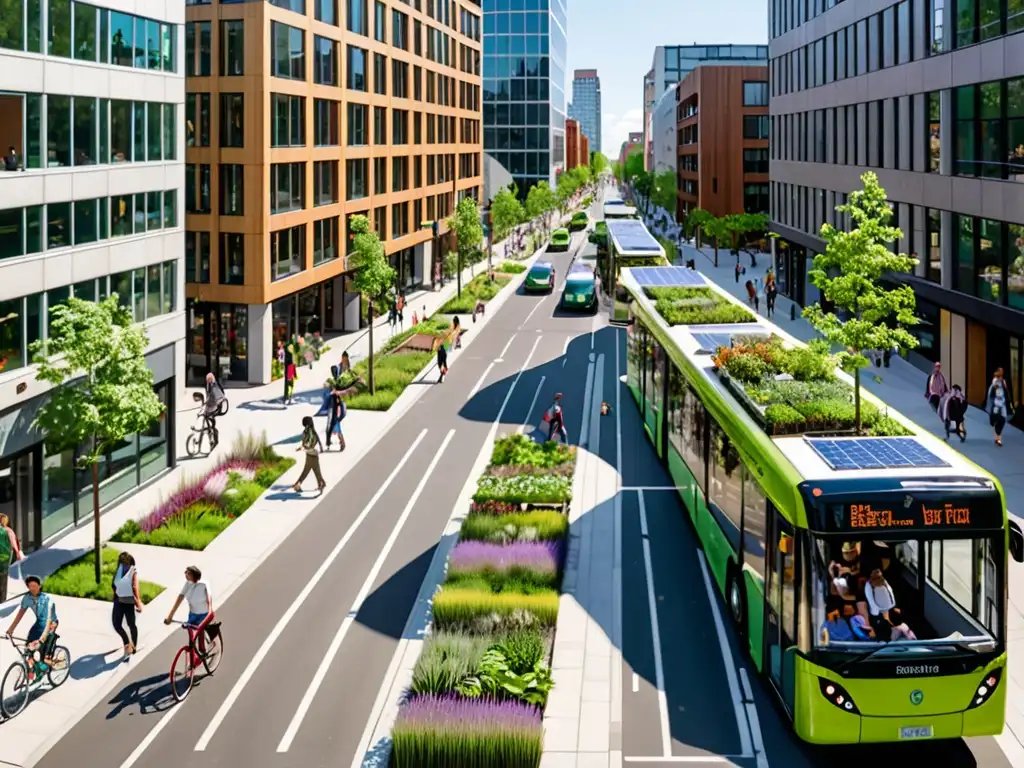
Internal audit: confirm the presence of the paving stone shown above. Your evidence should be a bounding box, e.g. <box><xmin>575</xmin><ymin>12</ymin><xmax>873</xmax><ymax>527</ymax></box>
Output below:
<box><xmin>543</xmin><ymin>717</ymin><xmax>580</xmax><ymax>751</ymax></box>
<box><xmin>577</xmin><ymin>701</ymin><xmax>611</xmax><ymax>751</ymax></box>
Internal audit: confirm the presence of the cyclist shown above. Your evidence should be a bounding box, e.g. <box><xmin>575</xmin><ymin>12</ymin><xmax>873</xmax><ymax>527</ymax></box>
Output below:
<box><xmin>164</xmin><ymin>565</ymin><xmax>214</xmax><ymax>653</ymax></box>
<box><xmin>5</xmin><ymin>575</ymin><xmax>58</xmax><ymax>683</ymax></box>
<box><xmin>202</xmin><ymin>373</ymin><xmax>226</xmax><ymax>447</ymax></box>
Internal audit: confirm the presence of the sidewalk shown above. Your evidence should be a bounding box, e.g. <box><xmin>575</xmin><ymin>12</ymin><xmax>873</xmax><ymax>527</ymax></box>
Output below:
<box><xmin>0</xmin><ymin>223</ymin><xmax>548</xmax><ymax>767</ymax></box>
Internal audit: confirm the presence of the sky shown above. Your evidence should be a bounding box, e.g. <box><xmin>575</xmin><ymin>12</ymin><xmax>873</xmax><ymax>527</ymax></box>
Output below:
<box><xmin>564</xmin><ymin>0</ymin><xmax>768</xmax><ymax>158</ymax></box>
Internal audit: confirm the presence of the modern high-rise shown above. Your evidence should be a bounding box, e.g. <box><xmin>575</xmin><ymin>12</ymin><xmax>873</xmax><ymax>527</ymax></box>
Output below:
<box><xmin>482</xmin><ymin>0</ymin><xmax>568</xmax><ymax>194</ymax></box>
<box><xmin>569</xmin><ymin>68</ymin><xmax>601</xmax><ymax>152</ymax></box>
<box><xmin>0</xmin><ymin>2</ymin><xmax>185</xmax><ymax>551</ymax></box>
<box><xmin>644</xmin><ymin>44</ymin><xmax>768</xmax><ymax>169</ymax></box>
<box><xmin>768</xmin><ymin>0</ymin><xmax>1024</xmax><ymax>420</ymax></box>
<box><xmin>184</xmin><ymin>0</ymin><xmax>484</xmax><ymax>385</ymax></box>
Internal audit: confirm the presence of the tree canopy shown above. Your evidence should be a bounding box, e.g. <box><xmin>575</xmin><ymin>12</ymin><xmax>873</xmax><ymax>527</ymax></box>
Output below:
<box><xmin>448</xmin><ymin>196</ymin><xmax>484</xmax><ymax>263</ymax></box>
<box><xmin>349</xmin><ymin>214</ymin><xmax>396</xmax><ymax>394</ymax></box>
<box><xmin>525</xmin><ymin>181</ymin><xmax>556</xmax><ymax>232</ymax></box>
<box><xmin>491</xmin><ymin>186</ymin><xmax>525</xmax><ymax>243</ymax></box>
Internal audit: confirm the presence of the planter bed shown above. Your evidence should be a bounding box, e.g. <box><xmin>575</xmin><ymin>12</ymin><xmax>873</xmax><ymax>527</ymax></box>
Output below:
<box><xmin>390</xmin><ymin>434</ymin><xmax>577</xmax><ymax>768</ymax></box>
<box><xmin>645</xmin><ymin>286</ymin><xmax>755</xmax><ymax>326</ymax></box>
<box><xmin>110</xmin><ymin>435</ymin><xmax>295</xmax><ymax>551</ymax></box>
<box><xmin>712</xmin><ymin>335</ymin><xmax>910</xmax><ymax>437</ymax></box>
<box><xmin>439</xmin><ymin>274</ymin><xmax>512</xmax><ymax>315</ymax></box>
<box><xmin>44</xmin><ymin>546</ymin><xmax>165</xmax><ymax>604</ymax></box>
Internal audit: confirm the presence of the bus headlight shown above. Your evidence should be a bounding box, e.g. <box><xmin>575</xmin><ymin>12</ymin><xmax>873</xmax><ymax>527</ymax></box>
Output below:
<box><xmin>817</xmin><ymin>677</ymin><xmax>860</xmax><ymax>715</ymax></box>
<box><xmin>966</xmin><ymin>667</ymin><xmax>1002</xmax><ymax>710</ymax></box>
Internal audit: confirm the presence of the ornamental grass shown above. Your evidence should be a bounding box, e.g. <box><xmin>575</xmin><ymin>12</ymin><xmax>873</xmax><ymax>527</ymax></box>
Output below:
<box><xmin>473</xmin><ymin>474</ymin><xmax>572</xmax><ymax>505</ymax></box>
<box><xmin>432</xmin><ymin>586</ymin><xmax>560</xmax><ymax>631</ymax></box>
<box><xmin>459</xmin><ymin>510</ymin><xmax>569</xmax><ymax>543</ymax></box>
<box><xmin>391</xmin><ymin>695</ymin><xmax>542</xmax><ymax>768</ymax></box>
<box><xmin>447</xmin><ymin>541</ymin><xmax>563</xmax><ymax>589</ymax></box>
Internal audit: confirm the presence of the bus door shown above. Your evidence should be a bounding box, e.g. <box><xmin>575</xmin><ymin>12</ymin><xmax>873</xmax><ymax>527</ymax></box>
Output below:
<box><xmin>765</xmin><ymin>507</ymin><xmax>797</xmax><ymax>713</ymax></box>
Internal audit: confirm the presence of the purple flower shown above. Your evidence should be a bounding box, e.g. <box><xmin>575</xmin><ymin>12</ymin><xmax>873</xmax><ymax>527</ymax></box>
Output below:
<box><xmin>395</xmin><ymin>694</ymin><xmax>541</xmax><ymax>731</ymax></box>
<box><xmin>448</xmin><ymin>541</ymin><xmax>563</xmax><ymax>578</ymax></box>
<box><xmin>138</xmin><ymin>459</ymin><xmax>263</xmax><ymax>533</ymax></box>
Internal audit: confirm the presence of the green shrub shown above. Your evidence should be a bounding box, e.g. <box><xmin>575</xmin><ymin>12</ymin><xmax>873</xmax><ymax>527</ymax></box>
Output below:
<box><xmin>723</xmin><ymin>353</ymin><xmax>768</xmax><ymax>383</ymax></box>
<box><xmin>432</xmin><ymin>586</ymin><xmax>560</xmax><ymax>630</ymax></box>
<box><xmin>473</xmin><ymin>474</ymin><xmax>572</xmax><ymax>504</ymax></box>
<box><xmin>344</xmin><ymin>349</ymin><xmax>434</xmax><ymax>411</ymax></box>
<box><xmin>460</xmin><ymin>510</ymin><xmax>569</xmax><ymax>543</ymax></box>
<box><xmin>493</xmin><ymin>629</ymin><xmax>546</xmax><ymax>675</ymax></box>
<box><xmin>143</xmin><ymin>503</ymin><xmax>232</xmax><ymax>550</ymax></box>
<box><xmin>499</xmin><ymin>262</ymin><xmax>527</xmax><ymax>274</ymax></box>
<box><xmin>344</xmin><ymin>390</ymin><xmax>400</xmax><ymax>411</ymax></box>
<box><xmin>222</xmin><ymin>478</ymin><xmax>267</xmax><ymax>518</ymax></box>
<box><xmin>780</xmin><ymin>347</ymin><xmax>835</xmax><ymax>382</ymax></box>
<box><xmin>647</xmin><ymin>287</ymin><xmax>755</xmax><ymax>326</ymax></box>
<box><xmin>490</xmin><ymin>434</ymin><xmax>575</xmax><ymax>468</ymax></box>
<box><xmin>410</xmin><ymin>632</ymin><xmax>493</xmax><ymax>696</ymax></box>
<box><xmin>868</xmin><ymin>415</ymin><xmax>912</xmax><ymax>436</ymax></box>
<box><xmin>43</xmin><ymin>547</ymin><xmax>165</xmax><ymax>604</ymax></box>
<box><xmin>456</xmin><ymin>647</ymin><xmax>554</xmax><ymax>707</ymax></box>
<box><xmin>440</xmin><ymin>274</ymin><xmax>511</xmax><ymax>314</ymax></box>
<box><xmin>764</xmin><ymin>404</ymin><xmax>806</xmax><ymax>431</ymax></box>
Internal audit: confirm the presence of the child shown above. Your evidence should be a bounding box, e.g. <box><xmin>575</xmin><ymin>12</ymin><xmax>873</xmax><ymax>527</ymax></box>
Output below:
<box><xmin>940</xmin><ymin>385</ymin><xmax>967</xmax><ymax>442</ymax></box>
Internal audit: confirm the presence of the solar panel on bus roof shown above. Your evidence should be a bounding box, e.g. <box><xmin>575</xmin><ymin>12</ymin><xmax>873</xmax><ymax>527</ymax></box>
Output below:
<box><xmin>631</xmin><ymin>266</ymin><xmax>706</xmax><ymax>287</ymax></box>
<box><xmin>805</xmin><ymin>437</ymin><xmax>950</xmax><ymax>471</ymax></box>
<box><xmin>608</xmin><ymin>220</ymin><xmax>661</xmax><ymax>252</ymax></box>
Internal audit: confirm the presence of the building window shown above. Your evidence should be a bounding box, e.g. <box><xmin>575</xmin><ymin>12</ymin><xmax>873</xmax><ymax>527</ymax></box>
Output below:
<box><xmin>186</xmin><ymin>93</ymin><xmax>211</xmax><ymax>147</ymax></box>
<box><xmin>271</xmin><ymin>93</ymin><xmax>305</xmax><ymax>147</ymax></box>
<box><xmin>954</xmin><ymin>0</ymin><xmax>1024</xmax><ymax>47</ymax></box>
<box><xmin>928</xmin><ymin>91</ymin><xmax>941</xmax><ymax>172</ymax></box>
<box><xmin>219</xmin><ymin>93</ymin><xmax>244</xmax><ymax>147</ymax></box>
<box><xmin>374</xmin><ymin>156</ymin><xmax>387</xmax><ymax>193</ymax></box>
<box><xmin>742</xmin><ymin>148</ymin><xmax>768</xmax><ymax>173</ymax></box>
<box><xmin>391</xmin><ymin>201</ymin><xmax>408</xmax><ymax>238</ymax></box>
<box><xmin>374</xmin><ymin>52</ymin><xmax>387</xmax><ymax>94</ymax></box>
<box><xmin>316</xmin><ymin>0</ymin><xmax>336</xmax><ymax>24</ymax></box>
<box><xmin>374</xmin><ymin>1</ymin><xmax>386</xmax><ymax>41</ymax></box>
<box><xmin>314</xmin><ymin>98</ymin><xmax>338</xmax><ymax>146</ymax></box>
<box><xmin>185</xmin><ymin>163</ymin><xmax>211</xmax><ymax>213</ymax></box>
<box><xmin>373</xmin><ymin>106</ymin><xmax>386</xmax><ymax>144</ymax></box>
<box><xmin>270</xmin><ymin>224</ymin><xmax>305</xmax><ymax>281</ymax></box>
<box><xmin>392</xmin><ymin>109</ymin><xmax>408</xmax><ymax>144</ymax></box>
<box><xmin>186</xmin><ymin>231</ymin><xmax>211</xmax><ymax>283</ymax></box>
<box><xmin>373</xmin><ymin>205</ymin><xmax>386</xmax><ymax>236</ymax></box>
<box><xmin>926</xmin><ymin>208</ymin><xmax>942</xmax><ymax>283</ymax></box>
<box><xmin>185</xmin><ymin>21</ymin><xmax>211</xmax><ymax>76</ymax></box>
<box><xmin>743</xmin><ymin>183</ymin><xmax>769</xmax><ymax>213</ymax></box>
<box><xmin>271</xmin><ymin>21</ymin><xmax>304</xmax><ymax>80</ymax></box>
<box><xmin>313</xmin><ymin>160</ymin><xmax>338</xmax><ymax>206</ymax></box>
<box><xmin>742</xmin><ymin>115</ymin><xmax>769</xmax><ymax>139</ymax></box>
<box><xmin>271</xmin><ymin>162</ymin><xmax>305</xmax><ymax>214</ymax></box>
<box><xmin>742</xmin><ymin>81</ymin><xmax>768</xmax><ymax>107</ymax></box>
<box><xmin>392</xmin><ymin>8</ymin><xmax>407</xmax><ymax>49</ymax></box>
<box><xmin>219</xmin><ymin>233</ymin><xmax>244</xmax><ymax>285</ymax></box>
<box><xmin>219</xmin><ymin>164</ymin><xmax>244</xmax><ymax>216</ymax></box>
<box><xmin>953</xmin><ymin>78</ymin><xmax>1024</xmax><ymax>180</ymax></box>
<box><xmin>270</xmin><ymin>0</ymin><xmax>305</xmax><ymax>13</ymax></box>
<box><xmin>347</xmin><ymin>45</ymin><xmax>367</xmax><ymax>90</ymax></box>
<box><xmin>391</xmin><ymin>156</ymin><xmax>407</xmax><ymax>191</ymax></box>
<box><xmin>347</xmin><ymin>0</ymin><xmax>367</xmax><ymax>35</ymax></box>
<box><xmin>314</xmin><ymin>35</ymin><xmax>337</xmax><ymax>85</ymax></box>
<box><xmin>393</xmin><ymin>59</ymin><xmax>408</xmax><ymax>98</ymax></box>
<box><xmin>313</xmin><ymin>216</ymin><xmax>339</xmax><ymax>265</ymax></box>
<box><xmin>346</xmin><ymin>158</ymin><xmax>368</xmax><ymax>199</ymax></box>
<box><xmin>347</xmin><ymin>103</ymin><xmax>367</xmax><ymax>145</ymax></box>
<box><xmin>220</xmin><ymin>20</ymin><xmax>244</xmax><ymax>75</ymax></box>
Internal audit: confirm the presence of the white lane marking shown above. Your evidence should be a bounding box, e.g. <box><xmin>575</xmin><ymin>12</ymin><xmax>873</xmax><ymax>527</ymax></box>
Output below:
<box><xmin>621</xmin><ymin>486</ymin><xmax>678</xmax><ymax>491</ymax></box>
<box><xmin>632</xmin><ymin>673</ymin><xmax>639</xmax><ymax>693</ymax></box>
<box><xmin>518</xmin><ymin>375</ymin><xmax>546</xmax><ymax>434</ymax></box>
<box><xmin>118</xmin><ymin>696</ymin><xmax>187</xmax><ymax>768</ymax></box>
<box><xmin>612</xmin><ymin>328</ymin><xmax>624</xmax><ymax>736</ymax></box>
<box><xmin>562</xmin><ymin>336</ymin><xmax>570</xmax><ymax>357</ymax></box>
<box><xmin>746</xmin><ymin>701</ymin><xmax>770</xmax><ymax>768</ymax></box>
<box><xmin>498</xmin><ymin>334</ymin><xmax>517</xmax><ymax>360</ymax></box>
<box><xmin>350</xmin><ymin>339</ymin><xmax>544</xmax><ymax>768</ymax></box>
<box><xmin>578</xmin><ymin>360</ymin><xmax>596</xmax><ymax>448</ymax></box>
<box><xmin>520</xmin><ymin>295</ymin><xmax>546</xmax><ymax>327</ymax></box>
<box><xmin>695</xmin><ymin>551</ymin><xmax>756</xmax><ymax>760</ymax></box>
<box><xmin>468</xmin><ymin>362</ymin><xmax>495</xmax><ymax>400</ymax></box>
<box><xmin>637</xmin><ymin>490</ymin><xmax>672</xmax><ymax>758</ymax></box>
<box><xmin>623</xmin><ymin>757</ymin><xmax>739</xmax><ymax>763</ymax></box>
<box><xmin>193</xmin><ymin>429</ymin><xmax>430</xmax><ymax>752</ymax></box>
<box><xmin>738</xmin><ymin>668</ymin><xmax>754</xmax><ymax>702</ymax></box>
<box><xmin>276</xmin><ymin>429</ymin><xmax>457</xmax><ymax>752</ymax></box>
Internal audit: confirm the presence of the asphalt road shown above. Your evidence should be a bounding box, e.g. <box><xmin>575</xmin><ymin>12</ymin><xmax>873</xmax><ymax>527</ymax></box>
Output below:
<box><xmin>35</xmin><ymin>209</ymin><xmax>601</xmax><ymax>768</ymax></box>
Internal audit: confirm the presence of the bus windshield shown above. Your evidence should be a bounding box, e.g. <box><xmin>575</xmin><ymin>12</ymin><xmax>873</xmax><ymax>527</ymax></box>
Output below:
<box><xmin>810</xmin><ymin>533</ymin><xmax>1003</xmax><ymax>657</ymax></box>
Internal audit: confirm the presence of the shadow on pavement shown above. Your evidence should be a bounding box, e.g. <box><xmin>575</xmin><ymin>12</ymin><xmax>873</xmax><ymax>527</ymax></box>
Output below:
<box><xmin>104</xmin><ymin>672</ymin><xmax>178</xmax><ymax>720</ymax></box>
<box><xmin>70</xmin><ymin>651</ymin><xmax>128</xmax><ymax>681</ymax></box>
<box><xmin>355</xmin><ymin>546</ymin><xmax>436</xmax><ymax>641</ymax></box>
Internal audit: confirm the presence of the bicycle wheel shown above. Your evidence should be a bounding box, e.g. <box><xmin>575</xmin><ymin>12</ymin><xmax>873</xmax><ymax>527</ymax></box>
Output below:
<box><xmin>169</xmin><ymin>646</ymin><xmax>195</xmax><ymax>702</ymax></box>
<box><xmin>0</xmin><ymin>662</ymin><xmax>31</xmax><ymax>718</ymax></box>
<box><xmin>186</xmin><ymin>432</ymin><xmax>202</xmax><ymax>457</ymax></box>
<box><xmin>47</xmin><ymin>646</ymin><xmax>71</xmax><ymax>687</ymax></box>
<box><xmin>203</xmin><ymin>630</ymin><xmax>223</xmax><ymax>675</ymax></box>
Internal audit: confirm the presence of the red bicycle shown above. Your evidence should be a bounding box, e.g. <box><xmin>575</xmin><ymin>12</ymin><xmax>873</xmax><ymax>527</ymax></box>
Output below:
<box><xmin>169</xmin><ymin>618</ymin><xmax>223</xmax><ymax>702</ymax></box>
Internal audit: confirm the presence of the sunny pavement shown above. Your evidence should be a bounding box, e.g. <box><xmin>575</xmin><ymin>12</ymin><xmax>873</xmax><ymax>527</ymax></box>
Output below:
<box><xmin>0</xmin><ymin>214</ymin><xmax>565</xmax><ymax>768</ymax></box>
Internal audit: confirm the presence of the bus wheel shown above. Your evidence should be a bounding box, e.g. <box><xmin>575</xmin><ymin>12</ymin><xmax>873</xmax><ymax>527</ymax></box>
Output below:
<box><xmin>727</xmin><ymin>569</ymin><xmax>747</xmax><ymax>636</ymax></box>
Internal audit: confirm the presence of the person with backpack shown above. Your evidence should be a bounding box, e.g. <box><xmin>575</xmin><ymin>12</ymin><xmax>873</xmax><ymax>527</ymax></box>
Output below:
<box><xmin>940</xmin><ymin>384</ymin><xmax>967</xmax><ymax>442</ymax></box>
<box><xmin>326</xmin><ymin>383</ymin><xmax>347</xmax><ymax>451</ymax></box>
<box><xmin>293</xmin><ymin>416</ymin><xmax>326</xmax><ymax>492</ymax></box>
<box><xmin>544</xmin><ymin>393</ymin><xmax>569</xmax><ymax>443</ymax></box>
<box><xmin>436</xmin><ymin>337</ymin><xmax>449</xmax><ymax>384</ymax></box>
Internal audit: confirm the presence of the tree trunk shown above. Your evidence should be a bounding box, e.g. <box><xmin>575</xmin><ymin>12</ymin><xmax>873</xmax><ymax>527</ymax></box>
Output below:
<box><xmin>713</xmin><ymin>235</ymin><xmax>719</xmax><ymax>268</ymax></box>
<box><xmin>92</xmin><ymin>462</ymin><xmax>101</xmax><ymax>584</ymax></box>
<box><xmin>854</xmin><ymin>366</ymin><xmax>862</xmax><ymax>434</ymax></box>
<box><xmin>367</xmin><ymin>298</ymin><xmax>375</xmax><ymax>395</ymax></box>
<box><xmin>457</xmin><ymin>248</ymin><xmax>463</xmax><ymax>296</ymax></box>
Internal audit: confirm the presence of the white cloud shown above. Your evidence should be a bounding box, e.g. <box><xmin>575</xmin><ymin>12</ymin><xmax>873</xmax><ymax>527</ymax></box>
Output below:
<box><xmin>602</xmin><ymin>108</ymin><xmax>644</xmax><ymax>158</ymax></box>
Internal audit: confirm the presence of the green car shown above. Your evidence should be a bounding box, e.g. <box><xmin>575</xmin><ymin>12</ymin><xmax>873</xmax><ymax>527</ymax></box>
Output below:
<box><xmin>525</xmin><ymin>261</ymin><xmax>555</xmax><ymax>293</ymax></box>
<box><xmin>561</xmin><ymin>266</ymin><xmax>597</xmax><ymax>312</ymax></box>
<box><xmin>548</xmin><ymin>228</ymin><xmax>571</xmax><ymax>252</ymax></box>
<box><xmin>569</xmin><ymin>211</ymin><xmax>589</xmax><ymax>231</ymax></box>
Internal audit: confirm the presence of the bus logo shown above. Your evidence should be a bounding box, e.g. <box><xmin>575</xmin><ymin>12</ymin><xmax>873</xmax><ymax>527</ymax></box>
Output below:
<box><xmin>910</xmin><ymin>690</ymin><xmax>924</xmax><ymax>705</ymax></box>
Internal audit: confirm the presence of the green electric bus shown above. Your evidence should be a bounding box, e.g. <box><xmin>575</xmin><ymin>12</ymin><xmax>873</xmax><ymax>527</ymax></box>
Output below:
<box><xmin>605</xmin><ymin>219</ymin><xmax>667</xmax><ymax>322</ymax></box>
<box><xmin>619</xmin><ymin>265</ymin><xmax>1024</xmax><ymax>745</ymax></box>
<box><xmin>603</xmin><ymin>201</ymin><xmax>639</xmax><ymax>220</ymax></box>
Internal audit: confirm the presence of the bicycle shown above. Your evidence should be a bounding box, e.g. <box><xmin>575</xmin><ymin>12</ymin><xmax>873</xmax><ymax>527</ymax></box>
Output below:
<box><xmin>185</xmin><ymin>393</ymin><xmax>228</xmax><ymax>457</ymax></box>
<box><xmin>0</xmin><ymin>634</ymin><xmax>71</xmax><ymax>719</ymax></box>
<box><xmin>169</xmin><ymin>619</ymin><xmax>223</xmax><ymax>702</ymax></box>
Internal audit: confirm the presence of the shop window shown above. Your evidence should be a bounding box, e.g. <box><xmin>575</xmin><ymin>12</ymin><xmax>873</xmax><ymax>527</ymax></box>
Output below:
<box><xmin>1009</xmin><ymin>224</ymin><xmax>1024</xmax><ymax>309</ymax></box>
<box><xmin>926</xmin><ymin>208</ymin><xmax>942</xmax><ymax>283</ymax></box>
<box><xmin>219</xmin><ymin>233</ymin><xmax>245</xmax><ymax>285</ymax></box>
<box><xmin>977</xmin><ymin>218</ymin><xmax>1003</xmax><ymax>301</ymax></box>
<box><xmin>139</xmin><ymin>383</ymin><xmax>169</xmax><ymax>484</ymax></box>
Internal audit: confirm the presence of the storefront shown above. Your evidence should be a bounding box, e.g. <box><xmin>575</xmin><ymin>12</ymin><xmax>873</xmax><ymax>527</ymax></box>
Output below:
<box><xmin>390</xmin><ymin>246</ymin><xmax>421</xmax><ymax>292</ymax></box>
<box><xmin>271</xmin><ymin>280</ymin><xmax>340</xmax><ymax>349</ymax></box>
<box><xmin>186</xmin><ymin>301</ymin><xmax>249</xmax><ymax>385</ymax></box>
<box><xmin>0</xmin><ymin>345</ymin><xmax>176</xmax><ymax>553</ymax></box>
<box><xmin>773</xmin><ymin>241</ymin><xmax>821</xmax><ymax>308</ymax></box>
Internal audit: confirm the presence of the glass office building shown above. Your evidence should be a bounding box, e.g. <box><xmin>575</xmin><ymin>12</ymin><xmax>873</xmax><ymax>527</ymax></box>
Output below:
<box><xmin>483</xmin><ymin>0</ymin><xmax>567</xmax><ymax>195</ymax></box>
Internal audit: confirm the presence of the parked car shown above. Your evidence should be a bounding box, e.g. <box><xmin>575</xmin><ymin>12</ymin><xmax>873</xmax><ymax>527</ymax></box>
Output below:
<box><xmin>525</xmin><ymin>261</ymin><xmax>555</xmax><ymax>293</ymax></box>
<box><xmin>561</xmin><ymin>265</ymin><xmax>597</xmax><ymax>312</ymax></box>
<box><xmin>569</xmin><ymin>211</ymin><xmax>589</xmax><ymax>231</ymax></box>
<box><xmin>549</xmin><ymin>228</ymin><xmax>571</xmax><ymax>252</ymax></box>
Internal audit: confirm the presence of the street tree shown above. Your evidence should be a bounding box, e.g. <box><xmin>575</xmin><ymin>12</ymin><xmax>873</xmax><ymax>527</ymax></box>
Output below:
<box><xmin>556</xmin><ymin>171</ymin><xmax>577</xmax><ymax>215</ymax></box>
<box><xmin>703</xmin><ymin>215</ymin><xmax>729</xmax><ymax>267</ymax></box>
<box><xmin>349</xmin><ymin>214</ymin><xmax>396</xmax><ymax>395</ymax></box>
<box><xmin>722</xmin><ymin>212</ymin><xmax>769</xmax><ymax>265</ymax></box>
<box><xmin>686</xmin><ymin>207</ymin><xmax>713</xmax><ymax>248</ymax></box>
<box><xmin>525</xmin><ymin>181</ymin><xmax>555</xmax><ymax>235</ymax></box>
<box><xmin>651</xmin><ymin>171</ymin><xmax>677</xmax><ymax>216</ymax></box>
<box><xmin>803</xmin><ymin>172</ymin><xmax>919</xmax><ymax>432</ymax></box>
<box><xmin>492</xmin><ymin>186</ymin><xmax>525</xmax><ymax>245</ymax></box>
<box><xmin>590</xmin><ymin>151</ymin><xmax>609</xmax><ymax>178</ymax></box>
<box><xmin>448</xmin><ymin>196</ymin><xmax>484</xmax><ymax>293</ymax></box>
<box><xmin>31</xmin><ymin>297</ymin><xmax>165</xmax><ymax>583</ymax></box>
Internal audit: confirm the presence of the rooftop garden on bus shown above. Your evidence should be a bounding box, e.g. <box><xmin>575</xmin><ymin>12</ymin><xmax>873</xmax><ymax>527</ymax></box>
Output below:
<box><xmin>712</xmin><ymin>335</ymin><xmax>910</xmax><ymax>437</ymax></box>
<box><xmin>645</xmin><ymin>286</ymin><xmax>755</xmax><ymax>326</ymax></box>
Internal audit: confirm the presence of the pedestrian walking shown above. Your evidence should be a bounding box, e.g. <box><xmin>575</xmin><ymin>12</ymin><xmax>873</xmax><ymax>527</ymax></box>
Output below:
<box><xmin>986</xmin><ymin>368</ymin><xmax>1014</xmax><ymax>447</ymax></box>
<box><xmin>924</xmin><ymin>362</ymin><xmax>948</xmax><ymax>413</ymax></box>
<box><xmin>325</xmin><ymin>384</ymin><xmax>346</xmax><ymax>451</ymax></box>
<box><xmin>735</xmin><ymin>262</ymin><xmax>743</xmax><ymax>284</ymax></box>
<box><xmin>543</xmin><ymin>393</ymin><xmax>569</xmax><ymax>443</ymax></box>
<box><xmin>397</xmin><ymin>294</ymin><xmax>405</xmax><ymax>330</ymax></box>
<box><xmin>293</xmin><ymin>416</ymin><xmax>326</xmax><ymax>492</ymax></box>
<box><xmin>0</xmin><ymin>512</ymin><xmax>23</xmax><ymax>604</ymax></box>
<box><xmin>940</xmin><ymin>385</ymin><xmax>967</xmax><ymax>442</ymax></box>
<box><xmin>452</xmin><ymin>315</ymin><xmax>462</xmax><ymax>349</ymax></box>
<box><xmin>283</xmin><ymin>343</ymin><xmax>297</xmax><ymax>404</ymax></box>
<box><xmin>436</xmin><ymin>338</ymin><xmax>449</xmax><ymax>383</ymax></box>
<box><xmin>340</xmin><ymin>350</ymin><xmax>351</xmax><ymax>374</ymax></box>
<box><xmin>317</xmin><ymin>366</ymin><xmax>339</xmax><ymax>416</ymax></box>
<box><xmin>745</xmin><ymin>279</ymin><xmax>756</xmax><ymax>309</ymax></box>
<box><xmin>111</xmin><ymin>551</ymin><xmax>142</xmax><ymax>657</ymax></box>
<box><xmin>765</xmin><ymin>280</ymin><xmax>778</xmax><ymax>318</ymax></box>
<box><xmin>388</xmin><ymin>301</ymin><xmax>397</xmax><ymax>334</ymax></box>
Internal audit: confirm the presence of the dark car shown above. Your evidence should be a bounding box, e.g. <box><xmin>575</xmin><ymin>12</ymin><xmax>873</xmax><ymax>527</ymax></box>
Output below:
<box><xmin>561</xmin><ymin>265</ymin><xmax>597</xmax><ymax>312</ymax></box>
<box><xmin>525</xmin><ymin>261</ymin><xmax>555</xmax><ymax>293</ymax></box>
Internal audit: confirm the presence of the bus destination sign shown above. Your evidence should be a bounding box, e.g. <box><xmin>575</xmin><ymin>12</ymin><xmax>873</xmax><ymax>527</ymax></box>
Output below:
<box><xmin>838</xmin><ymin>500</ymin><xmax>1002</xmax><ymax>531</ymax></box>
